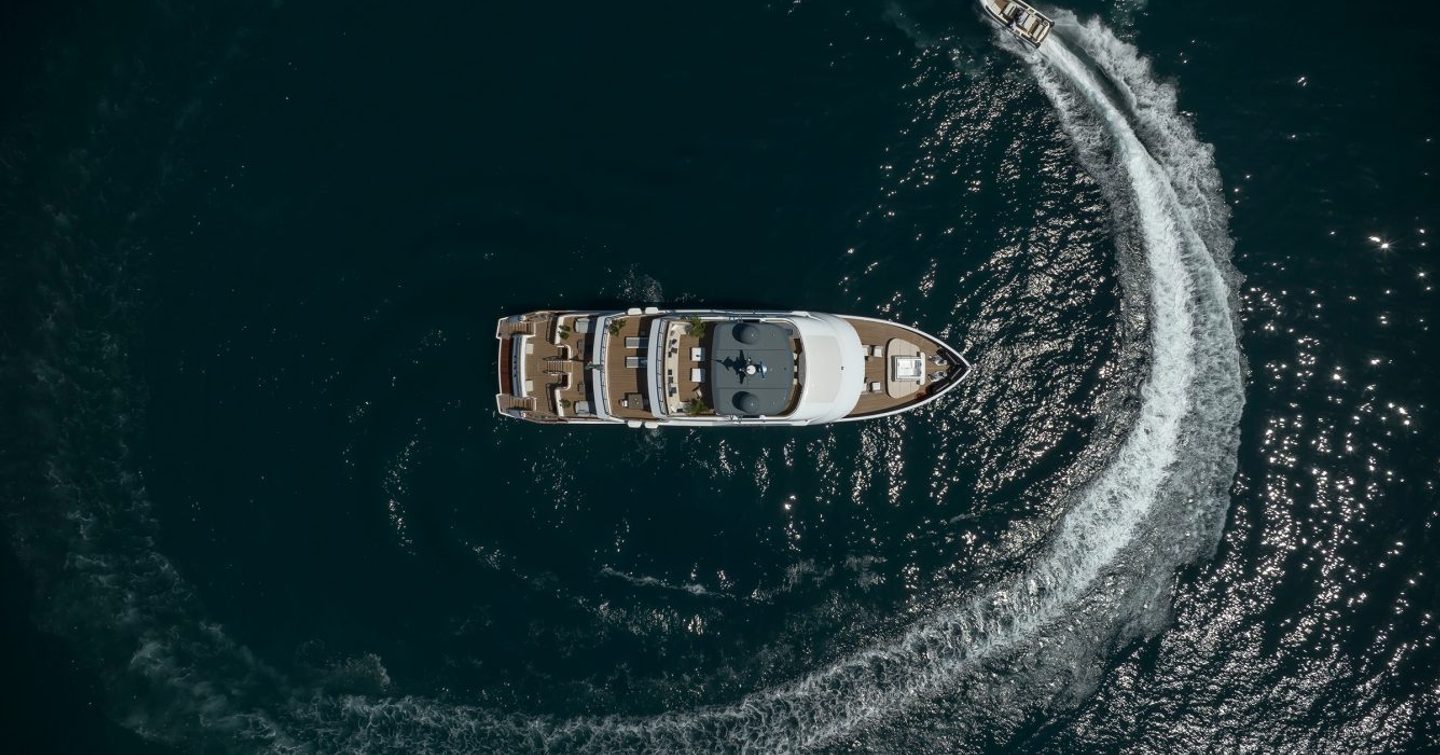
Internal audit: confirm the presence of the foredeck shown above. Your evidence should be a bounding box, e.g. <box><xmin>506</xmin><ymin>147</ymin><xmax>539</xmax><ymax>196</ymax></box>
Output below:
<box><xmin>844</xmin><ymin>317</ymin><xmax>965</xmax><ymax>418</ymax></box>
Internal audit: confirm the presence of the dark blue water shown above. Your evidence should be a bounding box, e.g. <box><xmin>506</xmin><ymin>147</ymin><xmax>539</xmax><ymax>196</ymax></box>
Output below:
<box><xmin>2</xmin><ymin>1</ymin><xmax>1435</xmax><ymax>752</ymax></box>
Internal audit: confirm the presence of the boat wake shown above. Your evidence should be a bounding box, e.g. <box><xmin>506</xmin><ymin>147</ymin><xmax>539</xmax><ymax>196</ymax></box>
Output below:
<box><xmin>277</xmin><ymin>14</ymin><xmax>1246</xmax><ymax>753</ymax></box>
<box><xmin>7</xmin><ymin>10</ymin><xmax>1243</xmax><ymax>754</ymax></box>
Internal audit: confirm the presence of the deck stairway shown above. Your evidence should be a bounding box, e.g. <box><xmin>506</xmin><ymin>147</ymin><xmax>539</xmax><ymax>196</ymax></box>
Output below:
<box><xmin>498</xmin><ymin>319</ymin><xmax>537</xmax><ymax>337</ymax></box>
<box><xmin>496</xmin><ymin>394</ymin><xmax>536</xmax><ymax>413</ymax></box>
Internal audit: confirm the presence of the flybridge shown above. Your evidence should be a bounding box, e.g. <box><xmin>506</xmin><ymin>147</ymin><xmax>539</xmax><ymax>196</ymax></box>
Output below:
<box><xmin>495</xmin><ymin>308</ymin><xmax>971</xmax><ymax>428</ymax></box>
<box><xmin>709</xmin><ymin>322</ymin><xmax>798</xmax><ymax>418</ymax></box>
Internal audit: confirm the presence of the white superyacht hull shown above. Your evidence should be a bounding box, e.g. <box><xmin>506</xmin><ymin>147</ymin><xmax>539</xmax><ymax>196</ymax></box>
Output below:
<box><xmin>495</xmin><ymin>308</ymin><xmax>970</xmax><ymax>427</ymax></box>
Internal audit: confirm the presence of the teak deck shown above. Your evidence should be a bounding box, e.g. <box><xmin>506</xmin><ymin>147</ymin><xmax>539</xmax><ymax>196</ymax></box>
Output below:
<box><xmin>843</xmin><ymin>317</ymin><xmax>961</xmax><ymax>418</ymax></box>
<box><xmin>604</xmin><ymin>315</ymin><xmax>657</xmax><ymax>420</ymax></box>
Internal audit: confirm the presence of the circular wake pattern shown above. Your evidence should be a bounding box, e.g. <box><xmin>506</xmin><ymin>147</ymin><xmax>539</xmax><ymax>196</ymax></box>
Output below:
<box><xmin>272</xmin><ymin>18</ymin><xmax>1246</xmax><ymax>753</ymax></box>
<box><xmin>0</xmin><ymin>6</ymin><xmax>1247</xmax><ymax>754</ymax></box>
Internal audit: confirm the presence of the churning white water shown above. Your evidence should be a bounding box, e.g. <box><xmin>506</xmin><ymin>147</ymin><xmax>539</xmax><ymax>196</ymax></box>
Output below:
<box><xmin>287</xmin><ymin>14</ymin><xmax>1244</xmax><ymax>753</ymax></box>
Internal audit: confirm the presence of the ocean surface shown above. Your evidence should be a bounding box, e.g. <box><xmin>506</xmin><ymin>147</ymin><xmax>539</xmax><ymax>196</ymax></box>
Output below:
<box><xmin>2</xmin><ymin>1</ymin><xmax>1436</xmax><ymax>752</ymax></box>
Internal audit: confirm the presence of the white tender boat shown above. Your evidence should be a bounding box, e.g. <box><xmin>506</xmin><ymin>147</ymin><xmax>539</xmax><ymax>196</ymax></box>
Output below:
<box><xmin>981</xmin><ymin>0</ymin><xmax>1054</xmax><ymax>48</ymax></box>
<box><xmin>495</xmin><ymin>308</ymin><xmax>970</xmax><ymax>427</ymax></box>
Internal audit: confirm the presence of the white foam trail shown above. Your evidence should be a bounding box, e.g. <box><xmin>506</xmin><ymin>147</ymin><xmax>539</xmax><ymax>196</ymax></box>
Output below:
<box><xmin>286</xmin><ymin>16</ymin><xmax>1244</xmax><ymax>753</ymax></box>
<box><xmin>599</xmin><ymin>566</ymin><xmax>722</xmax><ymax>598</ymax></box>
<box><xmin>2</xmin><ymin>10</ymin><xmax>1237</xmax><ymax>753</ymax></box>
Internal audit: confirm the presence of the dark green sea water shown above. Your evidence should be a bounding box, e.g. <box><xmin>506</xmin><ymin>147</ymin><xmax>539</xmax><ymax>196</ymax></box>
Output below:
<box><xmin>2</xmin><ymin>1</ymin><xmax>1436</xmax><ymax>752</ymax></box>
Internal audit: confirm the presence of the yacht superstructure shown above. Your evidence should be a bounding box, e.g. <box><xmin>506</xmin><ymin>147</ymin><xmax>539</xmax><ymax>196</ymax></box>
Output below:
<box><xmin>495</xmin><ymin>308</ymin><xmax>969</xmax><ymax>427</ymax></box>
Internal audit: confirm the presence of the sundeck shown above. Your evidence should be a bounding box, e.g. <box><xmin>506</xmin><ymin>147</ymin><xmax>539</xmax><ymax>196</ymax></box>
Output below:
<box><xmin>981</xmin><ymin>0</ymin><xmax>1054</xmax><ymax>48</ymax></box>
<box><xmin>495</xmin><ymin>309</ymin><xmax>970</xmax><ymax>427</ymax></box>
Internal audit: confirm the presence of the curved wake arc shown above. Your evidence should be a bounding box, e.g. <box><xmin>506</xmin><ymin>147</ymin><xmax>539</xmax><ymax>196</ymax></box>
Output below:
<box><xmin>5</xmin><ymin>10</ymin><xmax>1245</xmax><ymax>755</ymax></box>
<box><xmin>281</xmin><ymin>16</ymin><xmax>1245</xmax><ymax>754</ymax></box>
